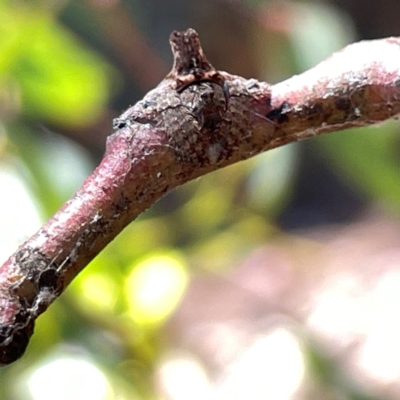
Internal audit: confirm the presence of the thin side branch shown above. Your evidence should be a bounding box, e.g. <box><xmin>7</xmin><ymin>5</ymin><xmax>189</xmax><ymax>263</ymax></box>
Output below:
<box><xmin>1</xmin><ymin>29</ymin><xmax>400</xmax><ymax>365</ymax></box>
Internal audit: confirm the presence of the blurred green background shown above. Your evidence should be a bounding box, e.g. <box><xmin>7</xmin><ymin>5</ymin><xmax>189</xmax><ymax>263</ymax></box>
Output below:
<box><xmin>1</xmin><ymin>0</ymin><xmax>400</xmax><ymax>399</ymax></box>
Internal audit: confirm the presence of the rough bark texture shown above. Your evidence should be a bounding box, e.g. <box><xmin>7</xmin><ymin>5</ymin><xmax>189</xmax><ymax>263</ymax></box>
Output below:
<box><xmin>1</xmin><ymin>29</ymin><xmax>400</xmax><ymax>365</ymax></box>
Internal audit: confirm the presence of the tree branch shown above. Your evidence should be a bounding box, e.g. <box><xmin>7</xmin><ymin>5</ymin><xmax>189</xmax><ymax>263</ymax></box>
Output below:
<box><xmin>1</xmin><ymin>29</ymin><xmax>400</xmax><ymax>365</ymax></box>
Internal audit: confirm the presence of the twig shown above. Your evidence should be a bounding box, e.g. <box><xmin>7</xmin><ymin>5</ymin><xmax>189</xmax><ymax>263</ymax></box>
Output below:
<box><xmin>1</xmin><ymin>29</ymin><xmax>400</xmax><ymax>365</ymax></box>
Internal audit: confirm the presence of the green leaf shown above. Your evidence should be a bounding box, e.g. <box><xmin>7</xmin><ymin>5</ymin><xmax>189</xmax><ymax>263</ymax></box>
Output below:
<box><xmin>0</xmin><ymin>4</ymin><xmax>113</xmax><ymax>127</ymax></box>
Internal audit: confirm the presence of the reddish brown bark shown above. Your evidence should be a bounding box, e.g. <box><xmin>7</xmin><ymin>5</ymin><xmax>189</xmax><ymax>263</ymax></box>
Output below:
<box><xmin>1</xmin><ymin>29</ymin><xmax>400</xmax><ymax>365</ymax></box>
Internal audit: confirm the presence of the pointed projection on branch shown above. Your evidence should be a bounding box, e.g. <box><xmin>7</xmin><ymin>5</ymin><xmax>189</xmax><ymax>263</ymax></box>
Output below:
<box><xmin>167</xmin><ymin>29</ymin><xmax>226</xmax><ymax>92</ymax></box>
